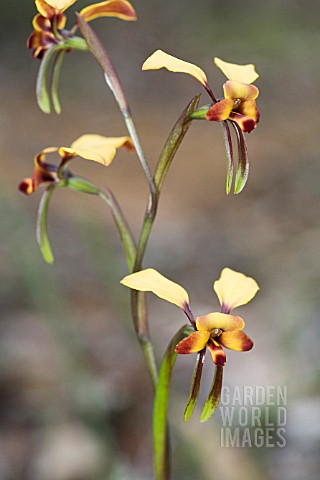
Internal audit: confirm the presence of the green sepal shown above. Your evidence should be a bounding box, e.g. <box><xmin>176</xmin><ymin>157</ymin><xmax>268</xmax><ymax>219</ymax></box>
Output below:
<box><xmin>153</xmin><ymin>325</ymin><xmax>190</xmax><ymax>480</ymax></box>
<box><xmin>200</xmin><ymin>365</ymin><xmax>223</xmax><ymax>422</ymax></box>
<box><xmin>36</xmin><ymin>185</ymin><xmax>57</xmax><ymax>264</ymax></box>
<box><xmin>184</xmin><ymin>348</ymin><xmax>206</xmax><ymax>422</ymax></box>
<box><xmin>36</xmin><ymin>43</ymin><xmax>64</xmax><ymax>114</ymax></box>
<box><xmin>189</xmin><ymin>104</ymin><xmax>212</xmax><ymax>120</ymax></box>
<box><xmin>63</xmin><ymin>36</ymin><xmax>89</xmax><ymax>51</ymax></box>
<box><xmin>233</xmin><ymin>124</ymin><xmax>249</xmax><ymax>194</ymax></box>
<box><xmin>66</xmin><ymin>176</ymin><xmax>100</xmax><ymax>195</ymax></box>
<box><xmin>221</xmin><ymin>121</ymin><xmax>234</xmax><ymax>195</ymax></box>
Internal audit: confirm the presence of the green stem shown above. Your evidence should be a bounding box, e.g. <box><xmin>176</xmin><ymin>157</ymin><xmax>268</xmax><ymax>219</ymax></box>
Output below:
<box><xmin>98</xmin><ymin>189</ymin><xmax>137</xmax><ymax>272</ymax></box>
<box><xmin>130</xmin><ymin>95</ymin><xmax>201</xmax><ymax>394</ymax></box>
<box><xmin>153</xmin><ymin>325</ymin><xmax>189</xmax><ymax>480</ymax></box>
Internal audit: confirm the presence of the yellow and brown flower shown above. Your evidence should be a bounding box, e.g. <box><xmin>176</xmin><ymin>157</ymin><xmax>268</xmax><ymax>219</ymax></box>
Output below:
<box><xmin>120</xmin><ymin>267</ymin><xmax>259</xmax><ymax>366</ymax></box>
<box><xmin>19</xmin><ymin>134</ymin><xmax>134</xmax><ymax>195</ymax></box>
<box><xmin>142</xmin><ymin>50</ymin><xmax>260</xmax><ymax>133</ymax></box>
<box><xmin>27</xmin><ymin>0</ymin><xmax>137</xmax><ymax>58</ymax></box>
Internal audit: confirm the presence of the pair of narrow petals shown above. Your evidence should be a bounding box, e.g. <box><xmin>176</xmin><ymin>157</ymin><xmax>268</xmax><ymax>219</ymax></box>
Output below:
<box><xmin>206</xmin><ymin>101</ymin><xmax>257</xmax><ymax>133</ymax></box>
<box><xmin>175</xmin><ymin>323</ymin><xmax>253</xmax><ymax>366</ymax></box>
<box><xmin>206</xmin><ymin>96</ymin><xmax>259</xmax><ymax>134</ymax></box>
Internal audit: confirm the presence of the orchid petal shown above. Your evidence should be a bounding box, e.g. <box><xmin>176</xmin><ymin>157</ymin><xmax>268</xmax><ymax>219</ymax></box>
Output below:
<box><xmin>120</xmin><ymin>268</ymin><xmax>190</xmax><ymax>310</ymax></box>
<box><xmin>175</xmin><ymin>331</ymin><xmax>210</xmax><ymax>354</ymax></box>
<box><xmin>19</xmin><ymin>178</ymin><xmax>34</xmax><ymax>195</ymax></box>
<box><xmin>229</xmin><ymin>112</ymin><xmax>256</xmax><ymax>133</ymax></box>
<box><xmin>196</xmin><ymin>312</ymin><xmax>245</xmax><ymax>332</ymax></box>
<box><xmin>206</xmin><ymin>98</ymin><xmax>233</xmax><ymax>122</ymax></box>
<box><xmin>223</xmin><ymin>80</ymin><xmax>259</xmax><ymax>101</ymax></box>
<box><xmin>214</xmin><ymin>268</ymin><xmax>259</xmax><ymax>312</ymax></box>
<box><xmin>214</xmin><ymin>57</ymin><xmax>259</xmax><ymax>84</ymax></box>
<box><xmin>237</xmin><ymin>100</ymin><xmax>260</xmax><ymax>123</ymax></box>
<box><xmin>59</xmin><ymin>134</ymin><xmax>134</xmax><ymax>167</ymax></box>
<box><xmin>35</xmin><ymin>0</ymin><xmax>56</xmax><ymax>17</ymax></box>
<box><xmin>207</xmin><ymin>340</ymin><xmax>226</xmax><ymax>366</ymax></box>
<box><xmin>219</xmin><ymin>330</ymin><xmax>253</xmax><ymax>351</ymax></box>
<box><xmin>142</xmin><ymin>50</ymin><xmax>208</xmax><ymax>88</ymax></box>
<box><xmin>80</xmin><ymin>0</ymin><xmax>137</xmax><ymax>22</ymax></box>
<box><xmin>41</xmin><ymin>0</ymin><xmax>77</xmax><ymax>11</ymax></box>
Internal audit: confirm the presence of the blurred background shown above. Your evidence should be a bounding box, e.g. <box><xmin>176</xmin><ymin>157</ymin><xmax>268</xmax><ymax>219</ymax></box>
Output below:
<box><xmin>1</xmin><ymin>0</ymin><xmax>320</xmax><ymax>478</ymax></box>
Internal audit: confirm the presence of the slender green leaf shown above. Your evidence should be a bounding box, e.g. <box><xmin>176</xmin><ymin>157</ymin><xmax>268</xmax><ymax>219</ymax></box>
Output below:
<box><xmin>154</xmin><ymin>94</ymin><xmax>201</xmax><ymax>193</ymax></box>
<box><xmin>153</xmin><ymin>325</ymin><xmax>189</xmax><ymax>480</ymax></box>
<box><xmin>200</xmin><ymin>365</ymin><xmax>223</xmax><ymax>422</ymax></box>
<box><xmin>36</xmin><ymin>186</ymin><xmax>56</xmax><ymax>263</ymax></box>
<box><xmin>184</xmin><ymin>349</ymin><xmax>206</xmax><ymax>422</ymax></box>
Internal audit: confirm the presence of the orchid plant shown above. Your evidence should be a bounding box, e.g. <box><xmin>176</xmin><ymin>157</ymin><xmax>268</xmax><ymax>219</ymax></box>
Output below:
<box><xmin>20</xmin><ymin>1</ymin><xmax>261</xmax><ymax>478</ymax></box>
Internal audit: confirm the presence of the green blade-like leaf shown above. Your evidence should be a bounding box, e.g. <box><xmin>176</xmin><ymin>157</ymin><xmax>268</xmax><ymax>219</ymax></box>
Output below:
<box><xmin>221</xmin><ymin>120</ymin><xmax>234</xmax><ymax>194</ymax></box>
<box><xmin>153</xmin><ymin>325</ymin><xmax>189</xmax><ymax>480</ymax></box>
<box><xmin>232</xmin><ymin>123</ymin><xmax>249</xmax><ymax>194</ymax></box>
<box><xmin>200</xmin><ymin>365</ymin><xmax>223</xmax><ymax>422</ymax></box>
<box><xmin>154</xmin><ymin>94</ymin><xmax>201</xmax><ymax>193</ymax></box>
<box><xmin>184</xmin><ymin>348</ymin><xmax>206</xmax><ymax>422</ymax></box>
<box><xmin>36</xmin><ymin>186</ymin><xmax>56</xmax><ymax>263</ymax></box>
<box><xmin>51</xmin><ymin>49</ymin><xmax>66</xmax><ymax>114</ymax></box>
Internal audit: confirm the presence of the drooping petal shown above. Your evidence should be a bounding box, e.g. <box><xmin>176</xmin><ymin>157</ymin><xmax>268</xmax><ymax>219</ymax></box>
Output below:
<box><xmin>223</xmin><ymin>80</ymin><xmax>259</xmax><ymax>101</ymax></box>
<box><xmin>41</xmin><ymin>0</ymin><xmax>77</xmax><ymax>12</ymax></box>
<box><xmin>175</xmin><ymin>331</ymin><xmax>210</xmax><ymax>354</ymax></box>
<box><xmin>32</xmin><ymin>12</ymin><xmax>67</xmax><ymax>31</ymax></box>
<box><xmin>205</xmin><ymin>98</ymin><xmax>234</xmax><ymax>122</ymax></box>
<box><xmin>207</xmin><ymin>339</ymin><xmax>226</xmax><ymax>366</ymax></box>
<box><xmin>219</xmin><ymin>330</ymin><xmax>253</xmax><ymax>351</ymax></box>
<box><xmin>142</xmin><ymin>50</ymin><xmax>208</xmax><ymax>88</ymax></box>
<box><xmin>214</xmin><ymin>57</ymin><xmax>259</xmax><ymax>84</ymax></box>
<box><xmin>80</xmin><ymin>0</ymin><xmax>137</xmax><ymax>22</ymax></box>
<box><xmin>59</xmin><ymin>134</ymin><xmax>134</xmax><ymax>167</ymax></box>
<box><xmin>196</xmin><ymin>312</ymin><xmax>245</xmax><ymax>332</ymax></box>
<box><xmin>237</xmin><ymin>100</ymin><xmax>260</xmax><ymax>123</ymax></box>
<box><xmin>120</xmin><ymin>268</ymin><xmax>190</xmax><ymax>310</ymax></box>
<box><xmin>229</xmin><ymin>112</ymin><xmax>256</xmax><ymax>134</ymax></box>
<box><xmin>27</xmin><ymin>30</ymin><xmax>57</xmax><ymax>50</ymax></box>
<box><xmin>214</xmin><ymin>267</ymin><xmax>259</xmax><ymax>312</ymax></box>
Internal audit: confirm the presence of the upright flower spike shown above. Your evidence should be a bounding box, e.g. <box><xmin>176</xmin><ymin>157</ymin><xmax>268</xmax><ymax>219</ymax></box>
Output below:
<box><xmin>121</xmin><ymin>268</ymin><xmax>259</xmax><ymax>420</ymax></box>
<box><xmin>142</xmin><ymin>50</ymin><xmax>260</xmax><ymax>193</ymax></box>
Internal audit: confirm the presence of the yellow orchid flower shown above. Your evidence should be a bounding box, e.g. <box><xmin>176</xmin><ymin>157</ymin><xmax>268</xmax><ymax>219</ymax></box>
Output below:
<box><xmin>142</xmin><ymin>50</ymin><xmax>260</xmax><ymax>133</ymax></box>
<box><xmin>19</xmin><ymin>134</ymin><xmax>134</xmax><ymax>195</ymax></box>
<box><xmin>28</xmin><ymin>0</ymin><xmax>137</xmax><ymax>58</ymax></box>
<box><xmin>121</xmin><ymin>267</ymin><xmax>259</xmax><ymax>366</ymax></box>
